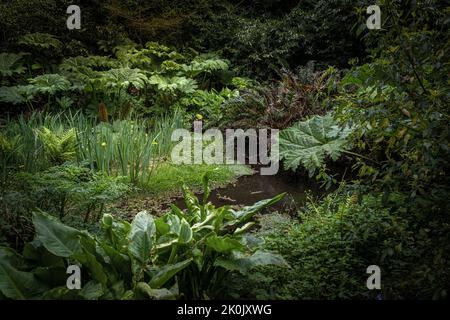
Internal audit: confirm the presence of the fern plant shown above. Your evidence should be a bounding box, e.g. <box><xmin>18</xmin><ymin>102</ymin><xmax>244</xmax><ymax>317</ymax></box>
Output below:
<box><xmin>36</xmin><ymin>127</ymin><xmax>77</xmax><ymax>165</ymax></box>
<box><xmin>279</xmin><ymin>114</ymin><xmax>352</xmax><ymax>175</ymax></box>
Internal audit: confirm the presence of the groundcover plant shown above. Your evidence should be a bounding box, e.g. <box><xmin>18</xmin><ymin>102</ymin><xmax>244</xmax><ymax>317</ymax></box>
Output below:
<box><xmin>0</xmin><ymin>0</ymin><xmax>448</xmax><ymax>301</ymax></box>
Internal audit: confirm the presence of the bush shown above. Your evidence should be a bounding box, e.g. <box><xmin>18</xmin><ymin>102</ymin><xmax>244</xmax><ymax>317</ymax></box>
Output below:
<box><xmin>0</xmin><ymin>163</ymin><xmax>130</xmax><ymax>249</ymax></box>
<box><xmin>226</xmin><ymin>192</ymin><xmax>450</xmax><ymax>299</ymax></box>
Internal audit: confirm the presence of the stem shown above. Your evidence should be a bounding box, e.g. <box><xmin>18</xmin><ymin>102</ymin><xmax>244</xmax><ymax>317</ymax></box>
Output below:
<box><xmin>342</xmin><ymin>150</ymin><xmax>381</xmax><ymax>165</ymax></box>
<box><xmin>168</xmin><ymin>244</ymin><xmax>178</xmax><ymax>264</ymax></box>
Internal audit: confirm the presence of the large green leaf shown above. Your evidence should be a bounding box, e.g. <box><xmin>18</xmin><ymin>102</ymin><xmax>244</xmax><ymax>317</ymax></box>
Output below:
<box><xmin>18</xmin><ymin>33</ymin><xmax>62</xmax><ymax>50</ymax></box>
<box><xmin>0</xmin><ymin>260</ymin><xmax>45</xmax><ymax>299</ymax></box>
<box><xmin>29</xmin><ymin>74</ymin><xmax>71</xmax><ymax>96</ymax></box>
<box><xmin>0</xmin><ymin>247</ymin><xmax>27</xmax><ymax>269</ymax></box>
<box><xmin>74</xmin><ymin>237</ymin><xmax>108</xmax><ymax>285</ymax></box>
<box><xmin>149</xmin><ymin>75</ymin><xmax>197</xmax><ymax>94</ymax></box>
<box><xmin>230</xmin><ymin>193</ymin><xmax>286</xmax><ymax>225</ymax></box>
<box><xmin>215</xmin><ymin>250</ymin><xmax>288</xmax><ymax>274</ymax></box>
<box><xmin>205</xmin><ymin>234</ymin><xmax>244</xmax><ymax>253</ymax></box>
<box><xmin>32</xmin><ymin>211</ymin><xmax>84</xmax><ymax>258</ymax></box>
<box><xmin>98</xmin><ymin>68</ymin><xmax>148</xmax><ymax>90</ymax></box>
<box><xmin>80</xmin><ymin>281</ymin><xmax>104</xmax><ymax>300</ymax></box>
<box><xmin>279</xmin><ymin>114</ymin><xmax>352</xmax><ymax>175</ymax></box>
<box><xmin>148</xmin><ymin>259</ymin><xmax>192</xmax><ymax>289</ymax></box>
<box><xmin>22</xmin><ymin>240</ymin><xmax>65</xmax><ymax>267</ymax></box>
<box><xmin>128</xmin><ymin>211</ymin><xmax>156</xmax><ymax>264</ymax></box>
<box><xmin>0</xmin><ymin>53</ymin><xmax>25</xmax><ymax>77</ymax></box>
<box><xmin>178</xmin><ymin>218</ymin><xmax>193</xmax><ymax>244</ymax></box>
<box><xmin>136</xmin><ymin>282</ymin><xmax>178</xmax><ymax>300</ymax></box>
<box><xmin>0</xmin><ymin>86</ymin><xmax>26</xmax><ymax>104</ymax></box>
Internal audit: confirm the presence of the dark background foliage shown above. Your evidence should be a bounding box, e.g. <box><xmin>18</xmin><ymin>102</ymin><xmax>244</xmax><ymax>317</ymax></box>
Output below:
<box><xmin>0</xmin><ymin>0</ymin><xmax>372</xmax><ymax>78</ymax></box>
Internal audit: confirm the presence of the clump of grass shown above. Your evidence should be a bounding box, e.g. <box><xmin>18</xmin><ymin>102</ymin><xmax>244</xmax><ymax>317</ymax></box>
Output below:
<box><xmin>144</xmin><ymin>163</ymin><xmax>253</xmax><ymax>195</ymax></box>
<box><xmin>1</xmin><ymin>110</ymin><xmax>184</xmax><ymax>187</ymax></box>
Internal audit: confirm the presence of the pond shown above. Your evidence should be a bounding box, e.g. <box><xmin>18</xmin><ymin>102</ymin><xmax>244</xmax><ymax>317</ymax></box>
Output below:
<box><xmin>171</xmin><ymin>169</ymin><xmax>323</xmax><ymax>213</ymax></box>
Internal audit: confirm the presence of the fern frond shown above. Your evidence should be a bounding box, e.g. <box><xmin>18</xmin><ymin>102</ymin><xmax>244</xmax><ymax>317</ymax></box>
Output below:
<box><xmin>36</xmin><ymin>127</ymin><xmax>77</xmax><ymax>165</ymax></box>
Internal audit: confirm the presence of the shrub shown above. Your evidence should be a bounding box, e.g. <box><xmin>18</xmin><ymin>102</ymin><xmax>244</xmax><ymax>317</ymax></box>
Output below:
<box><xmin>226</xmin><ymin>192</ymin><xmax>450</xmax><ymax>299</ymax></box>
<box><xmin>0</xmin><ymin>163</ymin><xmax>130</xmax><ymax>249</ymax></box>
<box><xmin>226</xmin><ymin>68</ymin><xmax>337</xmax><ymax>129</ymax></box>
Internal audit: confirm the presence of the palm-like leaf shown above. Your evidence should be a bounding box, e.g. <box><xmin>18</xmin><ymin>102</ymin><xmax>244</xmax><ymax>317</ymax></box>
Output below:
<box><xmin>184</xmin><ymin>56</ymin><xmax>229</xmax><ymax>77</ymax></box>
<box><xmin>280</xmin><ymin>114</ymin><xmax>352</xmax><ymax>175</ymax></box>
<box><xmin>0</xmin><ymin>53</ymin><xmax>26</xmax><ymax>77</ymax></box>
<box><xmin>0</xmin><ymin>86</ymin><xmax>26</xmax><ymax>104</ymax></box>
<box><xmin>149</xmin><ymin>75</ymin><xmax>197</xmax><ymax>94</ymax></box>
<box><xmin>18</xmin><ymin>33</ymin><xmax>62</xmax><ymax>50</ymax></box>
<box><xmin>29</xmin><ymin>74</ymin><xmax>71</xmax><ymax>96</ymax></box>
<box><xmin>97</xmin><ymin>68</ymin><xmax>148</xmax><ymax>90</ymax></box>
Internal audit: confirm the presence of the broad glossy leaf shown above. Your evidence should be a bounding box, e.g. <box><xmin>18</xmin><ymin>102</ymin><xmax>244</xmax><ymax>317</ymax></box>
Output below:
<box><xmin>178</xmin><ymin>218</ymin><xmax>193</xmax><ymax>244</ymax></box>
<box><xmin>0</xmin><ymin>260</ymin><xmax>46</xmax><ymax>299</ymax></box>
<box><xmin>155</xmin><ymin>217</ymin><xmax>170</xmax><ymax>235</ymax></box>
<box><xmin>80</xmin><ymin>281</ymin><xmax>104</xmax><ymax>300</ymax></box>
<box><xmin>22</xmin><ymin>240</ymin><xmax>65</xmax><ymax>267</ymax></box>
<box><xmin>214</xmin><ymin>250</ymin><xmax>288</xmax><ymax>274</ymax></box>
<box><xmin>136</xmin><ymin>282</ymin><xmax>178</xmax><ymax>300</ymax></box>
<box><xmin>33</xmin><ymin>266</ymin><xmax>67</xmax><ymax>287</ymax></box>
<box><xmin>74</xmin><ymin>237</ymin><xmax>108</xmax><ymax>285</ymax></box>
<box><xmin>205</xmin><ymin>234</ymin><xmax>244</xmax><ymax>253</ymax></box>
<box><xmin>148</xmin><ymin>259</ymin><xmax>192</xmax><ymax>289</ymax></box>
<box><xmin>32</xmin><ymin>211</ymin><xmax>84</xmax><ymax>257</ymax></box>
<box><xmin>128</xmin><ymin>211</ymin><xmax>156</xmax><ymax>264</ymax></box>
<box><xmin>0</xmin><ymin>247</ymin><xmax>27</xmax><ymax>269</ymax></box>
<box><xmin>230</xmin><ymin>193</ymin><xmax>285</xmax><ymax>226</ymax></box>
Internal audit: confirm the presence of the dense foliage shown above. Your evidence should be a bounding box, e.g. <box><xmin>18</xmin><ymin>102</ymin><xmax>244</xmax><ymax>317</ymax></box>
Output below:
<box><xmin>0</xmin><ymin>0</ymin><xmax>448</xmax><ymax>301</ymax></box>
<box><xmin>0</xmin><ymin>176</ymin><xmax>285</xmax><ymax>299</ymax></box>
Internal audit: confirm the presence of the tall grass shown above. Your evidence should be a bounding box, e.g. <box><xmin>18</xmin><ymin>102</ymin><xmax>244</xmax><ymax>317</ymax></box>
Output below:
<box><xmin>0</xmin><ymin>110</ymin><xmax>184</xmax><ymax>186</ymax></box>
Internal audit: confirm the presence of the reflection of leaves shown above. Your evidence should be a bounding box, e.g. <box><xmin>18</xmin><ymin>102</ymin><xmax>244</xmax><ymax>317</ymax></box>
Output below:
<box><xmin>280</xmin><ymin>114</ymin><xmax>351</xmax><ymax>175</ymax></box>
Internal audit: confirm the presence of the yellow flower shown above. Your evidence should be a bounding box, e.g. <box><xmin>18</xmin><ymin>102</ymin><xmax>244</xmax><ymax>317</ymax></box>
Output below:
<box><xmin>101</xmin><ymin>142</ymin><xmax>107</xmax><ymax>147</ymax></box>
<box><xmin>195</xmin><ymin>114</ymin><xmax>203</xmax><ymax>120</ymax></box>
